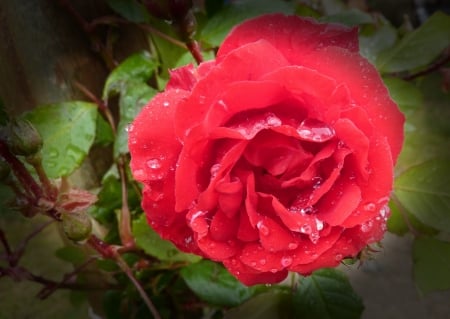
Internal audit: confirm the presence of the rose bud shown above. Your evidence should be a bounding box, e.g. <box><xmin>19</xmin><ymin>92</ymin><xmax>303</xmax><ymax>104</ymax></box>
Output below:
<box><xmin>62</xmin><ymin>211</ymin><xmax>92</xmax><ymax>242</ymax></box>
<box><xmin>7</xmin><ymin>118</ymin><xmax>43</xmax><ymax>156</ymax></box>
<box><xmin>129</xmin><ymin>14</ymin><xmax>405</xmax><ymax>285</ymax></box>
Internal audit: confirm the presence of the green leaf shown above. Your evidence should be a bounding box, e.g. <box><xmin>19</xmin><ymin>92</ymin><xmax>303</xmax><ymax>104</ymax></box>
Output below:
<box><xmin>103</xmin><ymin>51</ymin><xmax>158</xmax><ymax>99</ymax></box>
<box><xmin>89</xmin><ymin>175</ymin><xmax>122</xmax><ymax>224</ymax></box>
<box><xmin>321</xmin><ymin>8</ymin><xmax>373</xmax><ymax>26</ymax></box>
<box><xmin>106</xmin><ymin>0</ymin><xmax>150</xmax><ymax>23</ymax></box>
<box><xmin>413</xmin><ymin>237</ymin><xmax>450</xmax><ymax>294</ymax></box>
<box><xmin>180</xmin><ymin>260</ymin><xmax>262</xmax><ymax>307</ymax></box>
<box><xmin>24</xmin><ymin>101</ymin><xmax>97</xmax><ymax>178</ymax></box>
<box><xmin>94</xmin><ymin>114</ymin><xmax>114</xmax><ymax>146</ymax></box>
<box><xmin>114</xmin><ymin>81</ymin><xmax>156</xmax><ymax>157</ymax></box>
<box><xmin>132</xmin><ymin>214</ymin><xmax>201</xmax><ymax>263</ymax></box>
<box><xmin>224</xmin><ymin>290</ymin><xmax>291</xmax><ymax>319</ymax></box>
<box><xmin>55</xmin><ymin>246</ymin><xmax>86</xmax><ymax>264</ymax></box>
<box><xmin>199</xmin><ymin>0</ymin><xmax>294</xmax><ymax>47</ymax></box>
<box><xmin>377</xmin><ymin>12</ymin><xmax>450</xmax><ymax>73</ymax></box>
<box><xmin>359</xmin><ymin>21</ymin><xmax>397</xmax><ymax>64</ymax></box>
<box><xmin>394</xmin><ymin>159</ymin><xmax>450</xmax><ymax>232</ymax></box>
<box><xmin>293</xmin><ymin>268</ymin><xmax>364</xmax><ymax>319</ymax></box>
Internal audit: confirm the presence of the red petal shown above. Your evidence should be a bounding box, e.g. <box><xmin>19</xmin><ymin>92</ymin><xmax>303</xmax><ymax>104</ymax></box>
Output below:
<box><xmin>209</xmin><ymin>209</ymin><xmax>239</xmax><ymax>242</ymax></box>
<box><xmin>218</xmin><ymin>14</ymin><xmax>358</xmax><ymax>64</ymax></box>
<box><xmin>196</xmin><ymin>235</ymin><xmax>239</xmax><ymax>260</ymax></box>
<box><xmin>257</xmin><ymin>217</ymin><xmax>297</xmax><ymax>252</ymax></box>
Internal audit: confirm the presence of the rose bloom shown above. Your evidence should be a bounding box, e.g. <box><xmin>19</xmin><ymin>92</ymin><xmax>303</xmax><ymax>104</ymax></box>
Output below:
<box><xmin>129</xmin><ymin>14</ymin><xmax>404</xmax><ymax>285</ymax></box>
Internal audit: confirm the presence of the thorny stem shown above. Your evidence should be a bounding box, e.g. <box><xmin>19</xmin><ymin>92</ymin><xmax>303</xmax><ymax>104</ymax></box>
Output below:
<box><xmin>112</xmin><ymin>250</ymin><xmax>162</xmax><ymax>319</ymax></box>
<box><xmin>87</xmin><ymin>235</ymin><xmax>161</xmax><ymax>319</ymax></box>
<box><xmin>0</xmin><ymin>140</ymin><xmax>43</xmax><ymax>200</ymax></box>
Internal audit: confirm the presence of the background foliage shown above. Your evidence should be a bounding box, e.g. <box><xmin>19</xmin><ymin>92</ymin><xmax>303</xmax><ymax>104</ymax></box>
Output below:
<box><xmin>0</xmin><ymin>0</ymin><xmax>449</xmax><ymax>318</ymax></box>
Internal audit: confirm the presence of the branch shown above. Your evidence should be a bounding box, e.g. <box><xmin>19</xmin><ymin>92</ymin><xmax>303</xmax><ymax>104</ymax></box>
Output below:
<box><xmin>402</xmin><ymin>48</ymin><xmax>450</xmax><ymax>81</ymax></box>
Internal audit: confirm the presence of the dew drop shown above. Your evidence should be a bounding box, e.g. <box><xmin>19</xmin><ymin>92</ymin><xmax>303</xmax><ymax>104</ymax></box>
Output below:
<box><xmin>297</xmin><ymin>118</ymin><xmax>335</xmax><ymax>142</ymax></box>
<box><xmin>309</xmin><ymin>231</ymin><xmax>320</xmax><ymax>244</ymax></box>
<box><xmin>364</xmin><ymin>202</ymin><xmax>376</xmax><ymax>212</ymax></box>
<box><xmin>210</xmin><ymin>163</ymin><xmax>221</xmax><ymax>178</ymax></box>
<box><xmin>265</xmin><ymin>113</ymin><xmax>282</xmax><ymax>126</ymax></box>
<box><xmin>300</xmin><ymin>206</ymin><xmax>315</xmax><ymax>215</ymax></box>
<box><xmin>259</xmin><ymin>259</ymin><xmax>267</xmax><ymax>265</ymax></box>
<box><xmin>257</xmin><ymin>220</ymin><xmax>270</xmax><ymax>236</ymax></box>
<box><xmin>217</xmin><ymin>99</ymin><xmax>228</xmax><ymax>111</ymax></box>
<box><xmin>335</xmin><ymin>254</ymin><xmax>343</xmax><ymax>261</ymax></box>
<box><xmin>299</xmin><ymin>224</ymin><xmax>312</xmax><ymax>234</ymax></box>
<box><xmin>184</xmin><ymin>236</ymin><xmax>193</xmax><ymax>245</ymax></box>
<box><xmin>162</xmin><ymin>101</ymin><xmax>170</xmax><ymax>107</ymax></box>
<box><xmin>147</xmin><ymin>158</ymin><xmax>161</xmax><ymax>169</ymax></box>
<box><xmin>315</xmin><ymin>218</ymin><xmax>324</xmax><ymax>231</ymax></box>
<box><xmin>281</xmin><ymin>256</ymin><xmax>293</xmax><ymax>267</ymax></box>
<box><xmin>288</xmin><ymin>242</ymin><xmax>298</xmax><ymax>250</ymax></box>
<box><xmin>125</xmin><ymin>123</ymin><xmax>134</xmax><ymax>132</ymax></box>
<box><xmin>360</xmin><ymin>220</ymin><xmax>373</xmax><ymax>232</ymax></box>
<box><xmin>270</xmin><ymin>268</ymin><xmax>278</xmax><ymax>273</ymax></box>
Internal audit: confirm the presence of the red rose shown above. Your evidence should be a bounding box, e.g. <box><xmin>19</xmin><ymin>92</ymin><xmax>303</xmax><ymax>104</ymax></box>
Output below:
<box><xmin>129</xmin><ymin>14</ymin><xmax>404</xmax><ymax>285</ymax></box>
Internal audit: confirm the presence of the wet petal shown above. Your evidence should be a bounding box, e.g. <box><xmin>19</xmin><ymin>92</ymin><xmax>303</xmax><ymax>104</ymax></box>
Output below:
<box><xmin>209</xmin><ymin>209</ymin><xmax>239</xmax><ymax>242</ymax></box>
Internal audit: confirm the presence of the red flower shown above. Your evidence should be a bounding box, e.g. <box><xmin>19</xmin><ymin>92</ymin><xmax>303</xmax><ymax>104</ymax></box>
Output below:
<box><xmin>129</xmin><ymin>14</ymin><xmax>404</xmax><ymax>285</ymax></box>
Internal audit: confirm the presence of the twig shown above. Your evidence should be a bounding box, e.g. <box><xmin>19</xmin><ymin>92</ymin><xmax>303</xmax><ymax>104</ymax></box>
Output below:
<box><xmin>139</xmin><ymin>23</ymin><xmax>187</xmax><ymax>49</ymax></box>
<box><xmin>402</xmin><ymin>48</ymin><xmax>450</xmax><ymax>81</ymax></box>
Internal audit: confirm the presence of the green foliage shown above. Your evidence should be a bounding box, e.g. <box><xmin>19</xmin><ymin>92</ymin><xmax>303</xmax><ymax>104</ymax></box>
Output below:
<box><xmin>377</xmin><ymin>12</ymin><xmax>450</xmax><ymax>73</ymax></box>
<box><xmin>132</xmin><ymin>214</ymin><xmax>201</xmax><ymax>263</ymax></box>
<box><xmin>199</xmin><ymin>0</ymin><xmax>294</xmax><ymax>47</ymax></box>
<box><xmin>359</xmin><ymin>20</ymin><xmax>397</xmax><ymax>64</ymax></box>
<box><xmin>23</xmin><ymin>101</ymin><xmax>97</xmax><ymax>178</ymax></box>
<box><xmin>293</xmin><ymin>269</ymin><xmax>364</xmax><ymax>319</ymax></box>
<box><xmin>223</xmin><ymin>290</ymin><xmax>292</xmax><ymax>319</ymax></box>
<box><xmin>321</xmin><ymin>8</ymin><xmax>373</xmax><ymax>26</ymax></box>
<box><xmin>394</xmin><ymin>159</ymin><xmax>450</xmax><ymax>232</ymax></box>
<box><xmin>106</xmin><ymin>0</ymin><xmax>151</xmax><ymax>23</ymax></box>
<box><xmin>55</xmin><ymin>246</ymin><xmax>86</xmax><ymax>264</ymax></box>
<box><xmin>413</xmin><ymin>237</ymin><xmax>450</xmax><ymax>294</ymax></box>
<box><xmin>180</xmin><ymin>260</ymin><xmax>263</xmax><ymax>307</ymax></box>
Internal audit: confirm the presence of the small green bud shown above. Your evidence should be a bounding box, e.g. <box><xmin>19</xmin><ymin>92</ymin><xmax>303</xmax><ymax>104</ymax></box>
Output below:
<box><xmin>7</xmin><ymin>118</ymin><xmax>43</xmax><ymax>156</ymax></box>
<box><xmin>62</xmin><ymin>211</ymin><xmax>92</xmax><ymax>242</ymax></box>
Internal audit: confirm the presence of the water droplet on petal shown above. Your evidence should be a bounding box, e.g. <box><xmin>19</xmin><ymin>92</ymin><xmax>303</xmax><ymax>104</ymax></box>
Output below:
<box><xmin>297</xmin><ymin>118</ymin><xmax>335</xmax><ymax>142</ymax></box>
<box><xmin>163</xmin><ymin>101</ymin><xmax>170</xmax><ymax>107</ymax></box>
<box><xmin>259</xmin><ymin>259</ymin><xmax>267</xmax><ymax>265</ymax></box>
<box><xmin>265</xmin><ymin>113</ymin><xmax>282</xmax><ymax>126</ymax></box>
<box><xmin>270</xmin><ymin>268</ymin><xmax>278</xmax><ymax>273</ymax></box>
<box><xmin>281</xmin><ymin>256</ymin><xmax>293</xmax><ymax>267</ymax></box>
<box><xmin>315</xmin><ymin>218</ymin><xmax>324</xmax><ymax>231</ymax></box>
<box><xmin>364</xmin><ymin>202</ymin><xmax>376</xmax><ymax>212</ymax></box>
<box><xmin>309</xmin><ymin>231</ymin><xmax>320</xmax><ymax>244</ymax></box>
<box><xmin>147</xmin><ymin>158</ymin><xmax>161</xmax><ymax>169</ymax></box>
<box><xmin>217</xmin><ymin>99</ymin><xmax>228</xmax><ymax>111</ymax></box>
<box><xmin>257</xmin><ymin>220</ymin><xmax>270</xmax><ymax>236</ymax></box>
<box><xmin>299</xmin><ymin>224</ymin><xmax>312</xmax><ymax>234</ymax></box>
<box><xmin>360</xmin><ymin>220</ymin><xmax>373</xmax><ymax>232</ymax></box>
<box><xmin>210</xmin><ymin>163</ymin><xmax>221</xmax><ymax>179</ymax></box>
<box><xmin>288</xmin><ymin>242</ymin><xmax>298</xmax><ymax>250</ymax></box>
<box><xmin>335</xmin><ymin>254</ymin><xmax>343</xmax><ymax>261</ymax></box>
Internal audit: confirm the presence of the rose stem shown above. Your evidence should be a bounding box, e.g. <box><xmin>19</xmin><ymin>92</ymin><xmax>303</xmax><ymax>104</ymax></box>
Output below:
<box><xmin>186</xmin><ymin>40</ymin><xmax>203</xmax><ymax>64</ymax></box>
<box><xmin>139</xmin><ymin>23</ymin><xmax>188</xmax><ymax>49</ymax></box>
<box><xmin>0</xmin><ymin>140</ymin><xmax>43</xmax><ymax>200</ymax></box>
<box><xmin>87</xmin><ymin>235</ymin><xmax>161</xmax><ymax>319</ymax></box>
<box><xmin>26</xmin><ymin>154</ymin><xmax>58</xmax><ymax>201</ymax></box>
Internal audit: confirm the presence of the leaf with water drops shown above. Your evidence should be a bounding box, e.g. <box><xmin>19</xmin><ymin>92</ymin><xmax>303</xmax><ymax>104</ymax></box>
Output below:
<box><xmin>102</xmin><ymin>51</ymin><xmax>158</xmax><ymax>100</ymax></box>
<box><xmin>132</xmin><ymin>214</ymin><xmax>201</xmax><ymax>263</ymax></box>
<box><xmin>413</xmin><ymin>236</ymin><xmax>450</xmax><ymax>294</ymax></box>
<box><xmin>376</xmin><ymin>11</ymin><xmax>450</xmax><ymax>73</ymax></box>
<box><xmin>394</xmin><ymin>159</ymin><xmax>450</xmax><ymax>232</ymax></box>
<box><xmin>180</xmin><ymin>260</ymin><xmax>263</xmax><ymax>307</ymax></box>
<box><xmin>114</xmin><ymin>81</ymin><xmax>157</xmax><ymax>158</ymax></box>
<box><xmin>24</xmin><ymin>101</ymin><xmax>97</xmax><ymax>178</ymax></box>
<box><xmin>293</xmin><ymin>268</ymin><xmax>364</xmax><ymax>319</ymax></box>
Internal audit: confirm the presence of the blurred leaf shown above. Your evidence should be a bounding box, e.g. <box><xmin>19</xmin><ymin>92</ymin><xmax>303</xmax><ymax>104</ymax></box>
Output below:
<box><xmin>224</xmin><ymin>290</ymin><xmax>291</xmax><ymax>319</ymax></box>
<box><xmin>180</xmin><ymin>260</ymin><xmax>263</xmax><ymax>307</ymax></box>
<box><xmin>114</xmin><ymin>81</ymin><xmax>156</xmax><ymax>157</ymax></box>
<box><xmin>106</xmin><ymin>0</ymin><xmax>151</xmax><ymax>23</ymax></box>
<box><xmin>387</xmin><ymin>199</ymin><xmax>438</xmax><ymax>236</ymax></box>
<box><xmin>54</xmin><ymin>246</ymin><xmax>86</xmax><ymax>264</ymax></box>
<box><xmin>199</xmin><ymin>0</ymin><xmax>294</xmax><ymax>47</ymax></box>
<box><xmin>132</xmin><ymin>214</ymin><xmax>201</xmax><ymax>263</ymax></box>
<box><xmin>295</xmin><ymin>3</ymin><xmax>321</xmax><ymax>18</ymax></box>
<box><xmin>320</xmin><ymin>0</ymin><xmax>346</xmax><ymax>15</ymax></box>
<box><xmin>394</xmin><ymin>159</ymin><xmax>450</xmax><ymax>232</ymax></box>
<box><xmin>293</xmin><ymin>268</ymin><xmax>363</xmax><ymax>319</ymax></box>
<box><xmin>360</xmin><ymin>21</ymin><xmax>397</xmax><ymax>64</ymax></box>
<box><xmin>24</xmin><ymin>102</ymin><xmax>97</xmax><ymax>178</ymax></box>
<box><xmin>94</xmin><ymin>114</ymin><xmax>114</xmax><ymax>146</ymax></box>
<box><xmin>89</xmin><ymin>176</ymin><xmax>121</xmax><ymax>223</ymax></box>
<box><xmin>321</xmin><ymin>8</ymin><xmax>373</xmax><ymax>26</ymax></box>
<box><xmin>413</xmin><ymin>237</ymin><xmax>450</xmax><ymax>294</ymax></box>
<box><xmin>377</xmin><ymin>12</ymin><xmax>450</xmax><ymax>73</ymax></box>
<box><xmin>103</xmin><ymin>51</ymin><xmax>158</xmax><ymax>99</ymax></box>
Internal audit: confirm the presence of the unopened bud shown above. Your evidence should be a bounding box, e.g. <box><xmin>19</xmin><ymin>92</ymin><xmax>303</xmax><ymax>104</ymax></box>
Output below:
<box><xmin>62</xmin><ymin>211</ymin><xmax>92</xmax><ymax>242</ymax></box>
<box><xmin>7</xmin><ymin>119</ymin><xmax>43</xmax><ymax>156</ymax></box>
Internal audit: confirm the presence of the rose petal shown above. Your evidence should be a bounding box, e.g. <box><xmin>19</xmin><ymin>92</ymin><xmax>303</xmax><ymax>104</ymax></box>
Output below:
<box><xmin>196</xmin><ymin>235</ymin><xmax>239</xmax><ymax>260</ymax></box>
<box><xmin>256</xmin><ymin>217</ymin><xmax>297</xmax><ymax>252</ymax></box>
<box><xmin>218</xmin><ymin>14</ymin><xmax>358</xmax><ymax>63</ymax></box>
<box><xmin>209</xmin><ymin>209</ymin><xmax>239</xmax><ymax>242</ymax></box>
<box><xmin>175</xmin><ymin>40</ymin><xmax>290</xmax><ymax>138</ymax></box>
<box><xmin>167</xmin><ymin>64</ymin><xmax>197</xmax><ymax>91</ymax></box>
<box><xmin>237</xmin><ymin>208</ymin><xmax>260</xmax><ymax>242</ymax></box>
<box><xmin>223</xmin><ymin>257</ymin><xmax>288</xmax><ymax>286</ymax></box>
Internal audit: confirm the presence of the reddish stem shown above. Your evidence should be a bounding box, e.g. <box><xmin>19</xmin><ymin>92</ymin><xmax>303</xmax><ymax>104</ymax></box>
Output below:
<box><xmin>87</xmin><ymin>235</ymin><xmax>115</xmax><ymax>259</ymax></box>
<box><xmin>0</xmin><ymin>140</ymin><xmax>43</xmax><ymax>200</ymax></box>
<box><xmin>117</xmin><ymin>156</ymin><xmax>135</xmax><ymax>249</ymax></box>
<box><xmin>186</xmin><ymin>40</ymin><xmax>203</xmax><ymax>64</ymax></box>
